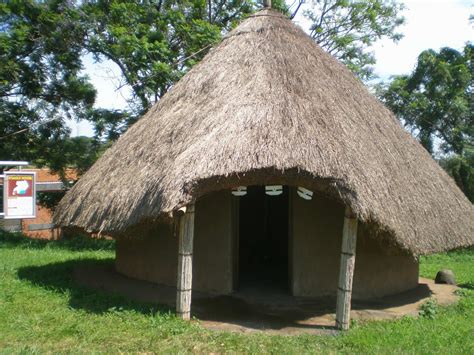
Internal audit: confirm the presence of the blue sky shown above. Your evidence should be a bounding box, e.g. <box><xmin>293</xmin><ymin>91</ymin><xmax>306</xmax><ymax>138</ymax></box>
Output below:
<box><xmin>70</xmin><ymin>0</ymin><xmax>473</xmax><ymax>136</ymax></box>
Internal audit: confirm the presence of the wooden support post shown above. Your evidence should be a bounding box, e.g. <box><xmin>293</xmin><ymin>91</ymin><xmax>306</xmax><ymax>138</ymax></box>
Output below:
<box><xmin>176</xmin><ymin>203</ymin><xmax>195</xmax><ymax>320</ymax></box>
<box><xmin>335</xmin><ymin>206</ymin><xmax>358</xmax><ymax>331</ymax></box>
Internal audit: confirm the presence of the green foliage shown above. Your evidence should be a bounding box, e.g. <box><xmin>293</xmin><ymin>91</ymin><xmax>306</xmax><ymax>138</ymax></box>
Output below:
<box><xmin>419</xmin><ymin>298</ymin><xmax>438</xmax><ymax>319</ymax></box>
<box><xmin>0</xmin><ymin>0</ymin><xmax>255</xmax><ymax>165</ymax></box>
<box><xmin>379</xmin><ymin>44</ymin><xmax>473</xmax><ymax>200</ymax></box>
<box><xmin>83</xmin><ymin>0</ymin><xmax>405</xmax><ymax>134</ymax></box>
<box><xmin>0</xmin><ymin>0</ymin><xmax>406</xmax><ymax>171</ymax></box>
<box><xmin>0</xmin><ymin>0</ymin><xmax>105</xmax><ymax>179</ymax></box>
<box><xmin>380</xmin><ymin>44</ymin><xmax>473</xmax><ymax>156</ymax></box>
<box><xmin>0</xmin><ymin>232</ymin><xmax>473</xmax><ymax>353</ymax></box>
<box><xmin>0</xmin><ymin>1</ymin><xmax>95</xmax><ymax>160</ymax></box>
<box><xmin>77</xmin><ymin>0</ymin><xmax>258</xmax><ymax>139</ymax></box>
<box><xmin>37</xmin><ymin>191</ymin><xmax>65</xmax><ymax>211</ymax></box>
<box><xmin>439</xmin><ymin>145</ymin><xmax>474</xmax><ymax>202</ymax></box>
<box><xmin>303</xmin><ymin>0</ymin><xmax>405</xmax><ymax>81</ymax></box>
<box><xmin>82</xmin><ymin>0</ymin><xmax>253</xmax><ymax>116</ymax></box>
<box><xmin>40</xmin><ymin>136</ymin><xmax>105</xmax><ymax>179</ymax></box>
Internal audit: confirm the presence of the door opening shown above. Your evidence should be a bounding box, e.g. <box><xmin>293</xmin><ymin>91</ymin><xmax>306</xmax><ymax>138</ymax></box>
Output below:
<box><xmin>238</xmin><ymin>185</ymin><xmax>289</xmax><ymax>292</ymax></box>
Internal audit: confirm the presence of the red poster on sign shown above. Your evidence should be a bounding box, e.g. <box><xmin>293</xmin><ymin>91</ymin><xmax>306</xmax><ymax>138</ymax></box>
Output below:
<box><xmin>7</xmin><ymin>175</ymin><xmax>33</xmax><ymax>197</ymax></box>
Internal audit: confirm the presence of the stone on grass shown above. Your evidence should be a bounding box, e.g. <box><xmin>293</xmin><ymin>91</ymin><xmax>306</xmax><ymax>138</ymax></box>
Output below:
<box><xmin>435</xmin><ymin>269</ymin><xmax>456</xmax><ymax>285</ymax></box>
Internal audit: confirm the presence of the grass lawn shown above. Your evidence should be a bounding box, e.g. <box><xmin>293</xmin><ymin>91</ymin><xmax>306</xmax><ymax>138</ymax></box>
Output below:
<box><xmin>0</xmin><ymin>231</ymin><xmax>473</xmax><ymax>353</ymax></box>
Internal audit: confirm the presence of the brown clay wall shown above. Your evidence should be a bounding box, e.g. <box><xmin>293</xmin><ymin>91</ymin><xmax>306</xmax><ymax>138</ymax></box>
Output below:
<box><xmin>115</xmin><ymin>223</ymin><xmax>178</xmax><ymax>286</ymax></box>
<box><xmin>115</xmin><ymin>190</ymin><xmax>234</xmax><ymax>293</ymax></box>
<box><xmin>116</xmin><ymin>187</ymin><xmax>418</xmax><ymax>299</ymax></box>
<box><xmin>193</xmin><ymin>191</ymin><xmax>234</xmax><ymax>293</ymax></box>
<box><xmin>290</xmin><ymin>188</ymin><xmax>344</xmax><ymax>296</ymax></box>
<box><xmin>290</xmin><ymin>187</ymin><xmax>418</xmax><ymax>299</ymax></box>
<box><xmin>353</xmin><ymin>232</ymin><xmax>419</xmax><ymax>298</ymax></box>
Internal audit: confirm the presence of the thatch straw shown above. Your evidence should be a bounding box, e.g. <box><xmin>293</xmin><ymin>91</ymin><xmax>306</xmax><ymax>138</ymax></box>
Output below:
<box><xmin>54</xmin><ymin>9</ymin><xmax>474</xmax><ymax>255</ymax></box>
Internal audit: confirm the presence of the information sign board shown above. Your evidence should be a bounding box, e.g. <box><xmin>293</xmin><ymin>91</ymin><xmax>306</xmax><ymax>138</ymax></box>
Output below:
<box><xmin>3</xmin><ymin>172</ymin><xmax>36</xmax><ymax>219</ymax></box>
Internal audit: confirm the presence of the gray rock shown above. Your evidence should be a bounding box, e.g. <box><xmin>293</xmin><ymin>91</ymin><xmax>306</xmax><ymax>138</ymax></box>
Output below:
<box><xmin>435</xmin><ymin>269</ymin><xmax>456</xmax><ymax>285</ymax></box>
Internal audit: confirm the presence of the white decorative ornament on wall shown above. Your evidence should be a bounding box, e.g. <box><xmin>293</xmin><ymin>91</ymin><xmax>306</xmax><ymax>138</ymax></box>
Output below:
<box><xmin>231</xmin><ymin>186</ymin><xmax>247</xmax><ymax>196</ymax></box>
<box><xmin>297</xmin><ymin>187</ymin><xmax>313</xmax><ymax>200</ymax></box>
<box><xmin>265</xmin><ymin>185</ymin><xmax>283</xmax><ymax>196</ymax></box>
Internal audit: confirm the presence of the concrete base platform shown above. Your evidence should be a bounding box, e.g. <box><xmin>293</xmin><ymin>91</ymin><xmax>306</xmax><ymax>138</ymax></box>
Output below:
<box><xmin>73</xmin><ymin>263</ymin><xmax>458</xmax><ymax>335</ymax></box>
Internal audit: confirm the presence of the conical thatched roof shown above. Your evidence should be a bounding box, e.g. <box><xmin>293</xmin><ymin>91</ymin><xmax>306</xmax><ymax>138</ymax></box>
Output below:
<box><xmin>55</xmin><ymin>9</ymin><xmax>473</xmax><ymax>255</ymax></box>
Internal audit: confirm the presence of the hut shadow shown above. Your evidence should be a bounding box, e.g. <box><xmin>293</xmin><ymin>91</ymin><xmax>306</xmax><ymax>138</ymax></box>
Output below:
<box><xmin>17</xmin><ymin>258</ymin><xmax>434</xmax><ymax>333</ymax></box>
<box><xmin>192</xmin><ymin>295</ymin><xmax>338</xmax><ymax>332</ymax></box>
<box><xmin>352</xmin><ymin>283</ymin><xmax>432</xmax><ymax>310</ymax></box>
<box><xmin>17</xmin><ymin>258</ymin><xmax>172</xmax><ymax>316</ymax></box>
<box><xmin>193</xmin><ymin>283</ymin><xmax>432</xmax><ymax>332</ymax></box>
<box><xmin>16</xmin><ymin>258</ymin><xmax>335</xmax><ymax>332</ymax></box>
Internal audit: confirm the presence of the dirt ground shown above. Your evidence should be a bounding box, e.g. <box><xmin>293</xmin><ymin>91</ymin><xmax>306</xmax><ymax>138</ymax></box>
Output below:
<box><xmin>74</xmin><ymin>263</ymin><xmax>458</xmax><ymax>335</ymax></box>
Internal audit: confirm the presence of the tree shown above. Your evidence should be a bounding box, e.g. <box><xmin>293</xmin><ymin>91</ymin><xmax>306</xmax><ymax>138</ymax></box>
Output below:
<box><xmin>380</xmin><ymin>45</ymin><xmax>472</xmax><ymax>156</ymax></box>
<box><xmin>379</xmin><ymin>44</ymin><xmax>473</xmax><ymax>201</ymax></box>
<box><xmin>0</xmin><ymin>0</ymin><xmax>96</xmax><ymax>173</ymax></box>
<box><xmin>85</xmin><ymin>0</ymin><xmax>404</xmax><ymax>112</ymax></box>
<box><xmin>1</xmin><ymin>0</ymin><xmax>257</xmax><ymax>150</ymax></box>
<box><xmin>439</xmin><ymin>146</ymin><xmax>474</xmax><ymax>203</ymax></box>
<box><xmin>82</xmin><ymin>1</ymin><xmax>222</xmax><ymax>114</ymax></box>
<box><xmin>1</xmin><ymin>0</ymin><xmax>405</xmax><ymax>172</ymax></box>
<box><xmin>80</xmin><ymin>0</ymin><xmax>404</xmax><ymax>136</ymax></box>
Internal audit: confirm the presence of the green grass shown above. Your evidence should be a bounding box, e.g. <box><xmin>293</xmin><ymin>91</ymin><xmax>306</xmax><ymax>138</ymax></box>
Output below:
<box><xmin>0</xmin><ymin>231</ymin><xmax>473</xmax><ymax>353</ymax></box>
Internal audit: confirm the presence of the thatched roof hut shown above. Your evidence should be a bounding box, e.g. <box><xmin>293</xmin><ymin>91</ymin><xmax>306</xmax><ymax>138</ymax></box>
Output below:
<box><xmin>55</xmin><ymin>9</ymin><xmax>473</xmax><ymax>254</ymax></box>
<box><xmin>55</xmin><ymin>8</ymin><xmax>473</xmax><ymax>329</ymax></box>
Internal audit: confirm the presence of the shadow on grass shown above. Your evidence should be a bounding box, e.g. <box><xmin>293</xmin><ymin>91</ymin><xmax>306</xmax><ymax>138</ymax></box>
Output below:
<box><xmin>0</xmin><ymin>230</ymin><xmax>115</xmax><ymax>252</ymax></box>
<box><xmin>459</xmin><ymin>282</ymin><xmax>474</xmax><ymax>290</ymax></box>
<box><xmin>17</xmin><ymin>258</ymin><xmax>172</xmax><ymax>316</ymax></box>
<box><xmin>18</xmin><ymin>258</ymin><xmax>338</xmax><ymax>333</ymax></box>
<box><xmin>16</xmin><ymin>257</ymin><xmax>436</xmax><ymax>333</ymax></box>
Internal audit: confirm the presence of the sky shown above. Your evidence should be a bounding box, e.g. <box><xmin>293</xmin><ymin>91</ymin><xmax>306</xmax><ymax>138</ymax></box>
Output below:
<box><xmin>371</xmin><ymin>0</ymin><xmax>472</xmax><ymax>79</ymax></box>
<box><xmin>70</xmin><ymin>0</ymin><xmax>473</xmax><ymax>137</ymax></box>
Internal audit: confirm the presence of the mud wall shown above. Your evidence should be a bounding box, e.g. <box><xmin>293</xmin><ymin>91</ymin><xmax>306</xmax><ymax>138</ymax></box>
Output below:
<box><xmin>115</xmin><ymin>190</ymin><xmax>234</xmax><ymax>293</ymax></box>
<box><xmin>115</xmin><ymin>223</ymin><xmax>178</xmax><ymax>287</ymax></box>
<box><xmin>290</xmin><ymin>188</ymin><xmax>418</xmax><ymax>299</ymax></box>
<box><xmin>116</xmin><ymin>187</ymin><xmax>419</xmax><ymax>299</ymax></box>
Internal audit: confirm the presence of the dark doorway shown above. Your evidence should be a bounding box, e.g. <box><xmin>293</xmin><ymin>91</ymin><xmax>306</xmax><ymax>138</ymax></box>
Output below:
<box><xmin>238</xmin><ymin>185</ymin><xmax>289</xmax><ymax>292</ymax></box>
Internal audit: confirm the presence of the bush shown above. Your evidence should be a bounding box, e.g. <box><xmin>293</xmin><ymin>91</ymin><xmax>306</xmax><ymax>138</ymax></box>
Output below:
<box><xmin>419</xmin><ymin>298</ymin><xmax>438</xmax><ymax>319</ymax></box>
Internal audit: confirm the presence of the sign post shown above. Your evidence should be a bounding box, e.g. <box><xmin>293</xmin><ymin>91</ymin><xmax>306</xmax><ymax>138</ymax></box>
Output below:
<box><xmin>3</xmin><ymin>171</ymin><xmax>36</xmax><ymax>219</ymax></box>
